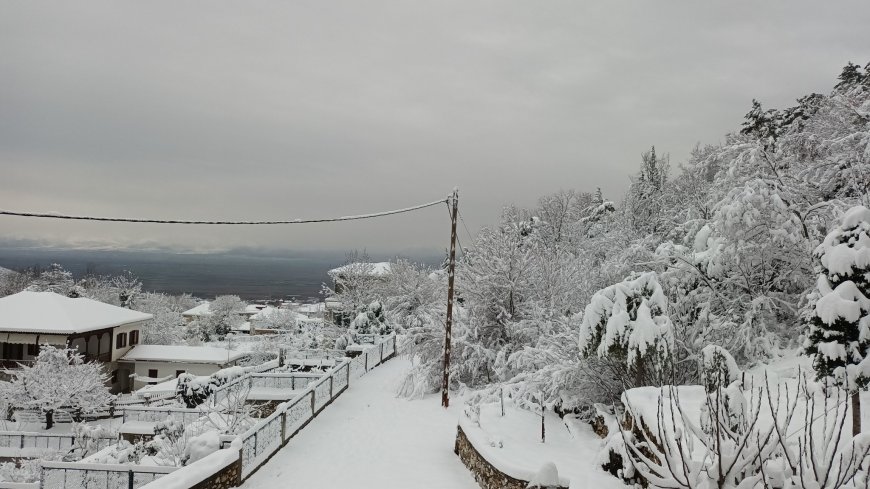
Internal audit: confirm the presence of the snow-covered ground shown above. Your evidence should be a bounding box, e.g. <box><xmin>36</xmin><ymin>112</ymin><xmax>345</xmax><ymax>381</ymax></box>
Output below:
<box><xmin>242</xmin><ymin>357</ymin><xmax>478</xmax><ymax>489</ymax></box>
<box><xmin>460</xmin><ymin>403</ymin><xmax>624</xmax><ymax>489</ymax></box>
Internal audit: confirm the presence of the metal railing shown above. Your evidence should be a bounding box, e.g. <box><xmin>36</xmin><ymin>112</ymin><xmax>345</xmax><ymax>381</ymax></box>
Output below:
<box><xmin>0</xmin><ymin>431</ymin><xmax>115</xmax><ymax>454</ymax></box>
<box><xmin>232</xmin><ymin>360</ymin><xmax>352</xmax><ymax>478</ymax></box>
<box><xmin>348</xmin><ymin>334</ymin><xmax>397</xmax><ymax>379</ymax></box>
<box><xmin>226</xmin><ymin>333</ymin><xmax>396</xmax><ymax>479</ymax></box>
<box><xmin>40</xmin><ymin>461</ymin><xmax>177</xmax><ymax>489</ymax></box>
<box><xmin>121</xmin><ymin>406</ymin><xmax>205</xmax><ymax>425</ymax></box>
<box><xmin>36</xmin><ymin>334</ymin><xmax>398</xmax><ymax>488</ymax></box>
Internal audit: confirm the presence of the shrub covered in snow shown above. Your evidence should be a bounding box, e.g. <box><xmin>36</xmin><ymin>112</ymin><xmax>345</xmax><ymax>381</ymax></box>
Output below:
<box><xmin>350</xmin><ymin>300</ymin><xmax>390</xmax><ymax>335</ymax></box>
<box><xmin>617</xmin><ymin>373</ymin><xmax>870</xmax><ymax>489</ymax></box>
<box><xmin>700</xmin><ymin>345</ymin><xmax>741</xmax><ymax>393</ymax></box>
<box><xmin>579</xmin><ymin>272</ymin><xmax>675</xmax><ymax>385</ymax></box>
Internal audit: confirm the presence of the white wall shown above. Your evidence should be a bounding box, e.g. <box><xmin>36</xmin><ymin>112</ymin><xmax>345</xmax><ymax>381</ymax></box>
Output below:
<box><xmin>111</xmin><ymin>320</ymin><xmax>147</xmax><ymax>362</ymax></box>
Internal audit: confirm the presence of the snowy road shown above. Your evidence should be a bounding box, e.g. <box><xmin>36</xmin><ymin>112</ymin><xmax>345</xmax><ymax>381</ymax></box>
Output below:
<box><xmin>242</xmin><ymin>357</ymin><xmax>479</xmax><ymax>489</ymax></box>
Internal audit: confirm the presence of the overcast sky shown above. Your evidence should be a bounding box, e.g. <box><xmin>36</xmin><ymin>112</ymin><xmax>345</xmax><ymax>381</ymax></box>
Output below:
<box><xmin>2</xmin><ymin>1</ymin><xmax>868</xmax><ymax>254</ymax></box>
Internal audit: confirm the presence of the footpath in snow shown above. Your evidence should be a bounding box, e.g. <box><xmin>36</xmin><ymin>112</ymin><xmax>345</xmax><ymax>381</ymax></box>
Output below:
<box><xmin>242</xmin><ymin>357</ymin><xmax>479</xmax><ymax>489</ymax></box>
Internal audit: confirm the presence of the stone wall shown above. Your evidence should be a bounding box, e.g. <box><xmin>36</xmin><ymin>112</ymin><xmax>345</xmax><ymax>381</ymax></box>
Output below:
<box><xmin>188</xmin><ymin>451</ymin><xmax>242</xmax><ymax>489</ymax></box>
<box><xmin>454</xmin><ymin>425</ymin><xmax>568</xmax><ymax>489</ymax></box>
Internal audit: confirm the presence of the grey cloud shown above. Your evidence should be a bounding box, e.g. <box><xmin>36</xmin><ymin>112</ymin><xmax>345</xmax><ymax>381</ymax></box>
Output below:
<box><xmin>2</xmin><ymin>0</ymin><xmax>869</xmax><ymax>252</ymax></box>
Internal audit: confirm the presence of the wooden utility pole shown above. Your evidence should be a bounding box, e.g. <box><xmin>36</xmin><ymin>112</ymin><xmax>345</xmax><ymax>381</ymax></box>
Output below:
<box><xmin>442</xmin><ymin>188</ymin><xmax>459</xmax><ymax>408</ymax></box>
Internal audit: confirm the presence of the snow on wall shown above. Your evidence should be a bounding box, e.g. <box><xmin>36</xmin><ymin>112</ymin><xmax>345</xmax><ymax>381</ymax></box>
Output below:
<box><xmin>138</xmin><ymin>443</ymin><xmax>240</xmax><ymax>489</ymax></box>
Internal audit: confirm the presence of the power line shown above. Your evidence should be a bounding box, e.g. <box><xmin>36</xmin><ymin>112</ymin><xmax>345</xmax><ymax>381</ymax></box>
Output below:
<box><xmin>458</xmin><ymin>209</ymin><xmax>475</xmax><ymax>245</ymax></box>
<box><xmin>0</xmin><ymin>198</ymin><xmax>448</xmax><ymax>225</ymax></box>
<box><xmin>445</xmin><ymin>201</ymin><xmax>466</xmax><ymax>258</ymax></box>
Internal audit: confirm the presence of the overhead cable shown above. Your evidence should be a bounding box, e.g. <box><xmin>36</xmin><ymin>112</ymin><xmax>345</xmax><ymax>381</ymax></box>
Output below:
<box><xmin>0</xmin><ymin>198</ymin><xmax>448</xmax><ymax>225</ymax></box>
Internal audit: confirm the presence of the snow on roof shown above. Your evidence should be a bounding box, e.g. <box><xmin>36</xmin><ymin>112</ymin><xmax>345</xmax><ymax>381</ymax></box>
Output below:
<box><xmin>232</xmin><ymin>321</ymin><xmax>251</xmax><ymax>332</ymax></box>
<box><xmin>296</xmin><ymin>302</ymin><xmax>325</xmax><ymax>314</ymax></box>
<box><xmin>250</xmin><ymin>306</ymin><xmax>277</xmax><ymax>320</ymax></box>
<box><xmin>0</xmin><ymin>291</ymin><xmax>152</xmax><ymax>334</ymax></box>
<box><xmin>245</xmin><ymin>304</ymin><xmax>268</xmax><ymax>314</ymax></box>
<box><xmin>182</xmin><ymin>302</ymin><xmax>211</xmax><ymax>317</ymax></box>
<box><xmin>121</xmin><ymin>345</ymin><xmax>248</xmax><ymax>364</ymax></box>
<box><xmin>327</xmin><ymin>262</ymin><xmax>392</xmax><ymax>278</ymax></box>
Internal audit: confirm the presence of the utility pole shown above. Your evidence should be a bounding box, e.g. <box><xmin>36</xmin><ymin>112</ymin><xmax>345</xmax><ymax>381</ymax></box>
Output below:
<box><xmin>442</xmin><ymin>188</ymin><xmax>459</xmax><ymax>408</ymax></box>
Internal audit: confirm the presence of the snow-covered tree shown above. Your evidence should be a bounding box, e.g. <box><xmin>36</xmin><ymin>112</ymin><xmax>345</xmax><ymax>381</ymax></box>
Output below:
<box><xmin>804</xmin><ymin>206</ymin><xmax>870</xmax><ymax>435</ymax></box>
<box><xmin>323</xmin><ymin>251</ymin><xmax>390</xmax><ymax>326</ymax></box>
<box><xmin>0</xmin><ymin>267</ymin><xmax>32</xmax><ymax>298</ymax></box>
<box><xmin>252</xmin><ymin>308</ymin><xmax>299</xmax><ymax>332</ymax></box>
<box><xmin>194</xmin><ymin>295</ymin><xmax>245</xmax><ymax>341</ymax></box>
<box><xmin>26</xmin><ymin>263</ymin><xmax>76</xmax><ymax>296</ymax></box>
<box><xmin>579</xmin><ymin>272</ymin><xmax>675</xmax><ymax>387</ymax></box>
<box><xmin>0</xmin><ymin>345</ymin><xmax>113</xmax><ymax>429</ymax></box>
<box><xmin>135</xmin><ymin>292</ymin><xmax>187</xmax><ymax>344</ymax></box>
<box><xmin>350</xmin><ymin>300</ymin><xmax>389</xmax><ymax>335</ymax></box>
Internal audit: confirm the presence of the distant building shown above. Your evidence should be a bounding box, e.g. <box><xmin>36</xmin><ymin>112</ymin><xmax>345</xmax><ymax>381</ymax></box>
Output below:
<box><xmin>181</xmin><ymin>301</ymin><xmax>263</xmax><ymax>324</ymax></box>
<box><xmin>181</xmin><ymin>302</ymin><xmax>211</xmax><ymax>323</ymax></box>
<box><xmin>327</xmin><ymin>262</ymin><xmax>392</xmax><ymax>294</ymax></box>
<box><xmin>120</xmin><ymin>345</ymin><xmax>249</xmax><ymax>392</ymax></box>
<box><xmin>0</xmin><ymin>291</ymin><xmax>151</xmax><ymax>393</ymax></box>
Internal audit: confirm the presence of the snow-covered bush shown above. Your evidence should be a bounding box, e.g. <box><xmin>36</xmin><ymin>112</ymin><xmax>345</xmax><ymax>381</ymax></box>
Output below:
<box><xmin>579</xmin><ymin>272</ymin><xmax>675</xmax><ymax>388</ymax></box>
<box><xmin>68</xmin><ymin>422</ymin><xmax>116</xmax><ymax>461</ymax></box>
<box><xmin>0</xmin><ymin>459</ymin><xmax>43</xmax><ymax>483</ymax></box>
<box><xmin>700</xmin><ymin>345</ymin><xmax>741</xmax><ymax>393</ymax></box>
<box><xmin>176</xmin><ymin>373</ymin><xmax>214</xmax><ymax>408</ymax></box>
<box><xmin>617</xmin><ymin>374</ymin><xmax>870</xmax><ymax>489</ymax></box>
<box><xmin>350</xmin><ymin>300</ymin><xmax>389</xmax><ymax>335</ymax></box>
<box><xmin>184</xmin><ymin>431</ymin><xmax>220</xmax><ymax>465</ymax></box>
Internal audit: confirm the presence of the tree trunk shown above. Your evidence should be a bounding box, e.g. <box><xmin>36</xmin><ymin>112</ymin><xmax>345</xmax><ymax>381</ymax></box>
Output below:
<box><xmin>541</xmin><ymin>409</ymin><xmax>545</xmax><ymax>443</ymax></box>
<box><xmin>634</xmin><ymin>359</ymin><xmax>646</xmax><ymax>388</ymax></box>
<box><xmin>45</xmin><ymin>409</ymin><xmax>54</xmax><ymax>430</ymax></box>
<box><xmin>540</xmin><ymin>395</ymin><xmax>546</xmax><ymax>443</ymax></box>
<box><xmin>853</xmin><ymin>391</ymin><xmax>861</xmax><ymax>436</ymax></box>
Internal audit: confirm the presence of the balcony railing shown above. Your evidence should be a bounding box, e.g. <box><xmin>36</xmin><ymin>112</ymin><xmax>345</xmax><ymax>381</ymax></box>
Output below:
<box><xmin>0</xmin><ymin>359</ymin><xmax>35</xmax><ymax>369</ymax></box>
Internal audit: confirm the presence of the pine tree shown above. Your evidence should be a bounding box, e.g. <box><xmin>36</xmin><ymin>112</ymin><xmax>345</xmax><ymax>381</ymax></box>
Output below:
<box><xmin>804</xmin><ymin>206</ymin><xmax>870</xmax><ymax>435</ymax></box>
<box><xmin>835</xmin><ymin>62</ymin><xmax>866</xmax><ymax>90</ymax></box>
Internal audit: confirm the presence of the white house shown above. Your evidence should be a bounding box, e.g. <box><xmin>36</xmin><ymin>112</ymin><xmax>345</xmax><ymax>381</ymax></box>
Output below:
<box><xmin>327</xmin><ymin>262</ymin><xmax>392</xmax><ymax>293</ymax></box>
<box><xmin>119</xmin><ymin>345</ymin><xmax>249</xmax><ymax>391</ymax></box>
<box><xmin>0</xmin><ymin>291</ymin><xmax>152</xmax><ymax>393</ymax></box>
<box><xmin>181</xmin><ymin>302</ymin><xmax>210</xmax><ymax>323</ymax></box>
<box><xmin>181</xmin><ymin>301</ymin><xmax>262</xmax><ymax>323</ymax></box>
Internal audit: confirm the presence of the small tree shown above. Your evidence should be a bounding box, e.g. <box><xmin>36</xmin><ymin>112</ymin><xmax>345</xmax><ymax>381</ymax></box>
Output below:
<box><xmin>579</xmin><ymin>272</ymin><xmax>675</xmax><ymax>388</ymax></box>
<box><xmin>0</xmin><ymin>345</ymin><xmax>113</xmax><ymax>429</ymax></box>
<box><xmin>350</xmin><ymin>300</ymin><xmax>389</xmax><ymax>335</ymax></box>
<box><xmin>27</xmin><ymin>263</ymin><xmax>76</xmax><ymax>297</ymax></box>
<box><xmin>252</xmin><ymin>308</ymin><xmax>299</xmax><ymax>332</ymax></box>
<box><xmin>195</xmin><ymin>295</ymin><xmax>245</xmax><ymax>341</ymax></box>
<box><xmin>804</xmin><ymin>206</ymin><xmax>870</xmax><ymax>435</ymax></box>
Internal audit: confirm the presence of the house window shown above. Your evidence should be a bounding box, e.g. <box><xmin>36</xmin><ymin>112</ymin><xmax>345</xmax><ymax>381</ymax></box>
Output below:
<box><xmin>129</xmin><ymin>330</ymin><xmax>140</xmax><ymax>345</ymax></box>
<box><xmin>116</xmin><ymin>333</ymin><xmax>127</xmax><ymax>349</ymax></box>
<box><xmin>27</xmin><ymin>344</ymin><xmax>39</xmax><ymax>356</ymax></box>
<box><xmin>176</xmin><ymin>370</ymin><xmax>185</xmax><ymax>377</ymax></box>
<box><xmin>3</xmin><ymin>343</ymin><xmax>23</xmax><ymax>360</ymax></box>
<box><xmin>148</xmin><ymin>369</ymin><xmax>158</xmax><ymax>379</ymax></box>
